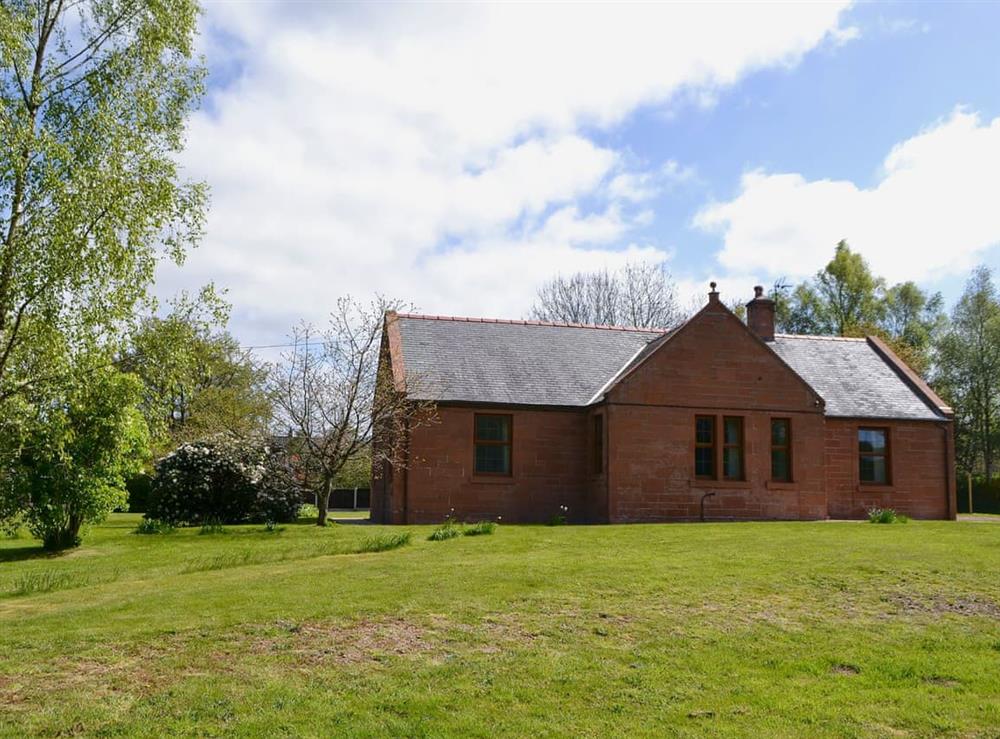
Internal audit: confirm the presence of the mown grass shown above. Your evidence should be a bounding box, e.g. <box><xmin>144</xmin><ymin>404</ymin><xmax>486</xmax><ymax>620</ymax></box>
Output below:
<box><xmin>0</xmin><ymin>514</ymin><xmax>998</xmax><ymax>737</ymax></box>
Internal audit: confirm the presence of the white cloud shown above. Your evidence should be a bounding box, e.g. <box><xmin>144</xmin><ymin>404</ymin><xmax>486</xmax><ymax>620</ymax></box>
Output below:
<box><xmin>694</xmin><ymin>109</ymin><xmax>1000</xmax><ymax>284</ymax></box>
<box><xmin>874</xmin><ymin>16</ymin><xmax>930</xmax><ymax>36</ymax></box>
<box><xmin>162</xmin><ymin>2</ymin><xmax>854</xmax><ymax>343</ymax></box>
<box><xmin>607</xmin><ymin>160</ymin><xmax>698</xmax><ymax>204</ymax></box>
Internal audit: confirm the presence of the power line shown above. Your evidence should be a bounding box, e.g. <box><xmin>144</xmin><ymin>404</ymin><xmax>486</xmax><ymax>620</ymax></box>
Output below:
<box><xmin>238</xmin><ymin>342</ymin><xmax>300</xmax><ymax>350</ymax></box>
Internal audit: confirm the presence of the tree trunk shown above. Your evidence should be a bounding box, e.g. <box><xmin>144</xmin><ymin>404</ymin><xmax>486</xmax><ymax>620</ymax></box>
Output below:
<box><xmin>985</xmin><ymin>407</ymin><xmax>993</xmax><ymax>482</ymax></box>
<box><xmin>317</xmin><ymin>478</ymin><xmax>331</xmax><ymax>527</ymax></box>
<box><xmin>43</xmin><ymin>515</ymin><xmax>83</xmax><ymax>551</ymax></box>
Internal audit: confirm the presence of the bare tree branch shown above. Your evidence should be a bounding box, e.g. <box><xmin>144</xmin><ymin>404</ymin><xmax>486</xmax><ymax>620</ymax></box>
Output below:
<box><xmin>530</xmin><ymin>261</ymin><xmax>683</xmax><ymax>329</ymax></box>
<box><xmin>268</xmin><ymin>296</ymin><xmax>435</xmax><ymax>525</ymax></box>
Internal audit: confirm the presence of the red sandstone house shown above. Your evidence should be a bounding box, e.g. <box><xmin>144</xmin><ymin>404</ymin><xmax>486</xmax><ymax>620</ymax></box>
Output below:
<box><xmin>372</xmin><ymin>284</ymin><xmax>956</xmax><ymax>524</ymax></box>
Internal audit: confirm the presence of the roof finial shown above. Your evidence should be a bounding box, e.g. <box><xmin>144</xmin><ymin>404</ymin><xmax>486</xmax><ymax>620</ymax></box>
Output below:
<box><xmin>708</xmin><ymin>281</ymin><xmax>719</xmax><ymax>304</ymax></box>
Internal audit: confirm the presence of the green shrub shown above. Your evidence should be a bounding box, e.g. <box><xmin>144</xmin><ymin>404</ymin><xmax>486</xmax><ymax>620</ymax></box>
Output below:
<box><xmin>428</xmin><ymin>520</ymin><xmax>462</xmax><ymax>541</ymax></box>
<box><xmin>464</xmin><ymin>521</ymin><xmax>496</xmax><ymax>536</ymax></box>
<box><xmin>255</xmin><ymin>451</ymin><xmax>303</xmax><ymax>526</ymax></box>
<box><xmin>147</xmin><ymin>438</ymin><xmax>301</xmax><ymax>527</ymax></box>
<box><xmin>867</xmin><ymin>507</ymin><xmax>907</xmax><ymax>524</ymax></box>
<box><xmin>148</xmin><ymin>438</ymin><xmax>263</xmax><ymax>525</ymax></box>
<box><xmin>2</xmin><ymin>361</ymin><xmax>148</xmax><ymax>550</ymax></box>
<box><xmin>134</xmin><ymin>518</ymin><xmax>176</xmax><ymax>535</ymax></box>
<box><xmin>358</xmin><ymin>532</ymin><xmax>411</xmax><ymax>552</ymax></box>
<box><xmin>299</xmin><ymin>503</ymin><xmax>319</xmax><ymax>519</ymax></box>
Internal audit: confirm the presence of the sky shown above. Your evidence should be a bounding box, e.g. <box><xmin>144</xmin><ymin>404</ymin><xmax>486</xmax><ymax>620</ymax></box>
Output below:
<box><xmin>156</xmin><ymin>1</ymin><xmax>1000</xmax><ymax>347</ymax></box>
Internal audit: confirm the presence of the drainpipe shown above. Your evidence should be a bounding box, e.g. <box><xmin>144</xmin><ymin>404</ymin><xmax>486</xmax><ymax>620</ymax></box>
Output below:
<box><xmin>700</xmin><ymin>491</ymin><xmax>716</xmax><ymax>522</ymax></box>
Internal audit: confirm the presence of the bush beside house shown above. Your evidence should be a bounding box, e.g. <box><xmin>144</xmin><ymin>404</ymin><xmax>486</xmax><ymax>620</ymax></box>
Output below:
<box><xmin>146</xmin><ymin>437</ymin><xmax>301</xmax><ymax>526</ymax></box>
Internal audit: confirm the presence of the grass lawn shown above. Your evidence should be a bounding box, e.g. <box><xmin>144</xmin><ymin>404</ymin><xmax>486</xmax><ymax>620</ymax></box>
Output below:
<box><xmin>1</xmin><ymin>515</ymin><xmax>999</xmax><ymax>737</ymax></box>
<box><xmin>329</xmin><ymin>509</ymin><xmax>371</xmax><ymax>520</ymax></box>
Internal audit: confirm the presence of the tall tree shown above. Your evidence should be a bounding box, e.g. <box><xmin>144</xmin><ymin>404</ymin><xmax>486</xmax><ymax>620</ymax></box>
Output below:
<box><xmin>269</xmin><ymin>297</ymin><xmax>435</xmax><ymax>526</ymax></box>
<box><xmin>776</xmin><ymin>242</ymin><xmax>944</xmax><ymax>374</ymax></box>
<box><xmin>531</xmin><ymin>261</ymin><xmax>683</xmax><ymax>328</ymax></box>
<box><xmin>122</xmin><ymin>289</ymin><xmax>271</xmax><ymax>457</ymax></box>
<box><xmin>934</xmin><ymin>267</ymin><xmax>1000</xmax><ymax>479</ymax></box>
<box><xmin>781</xmin><ymin>241</ymin><xmax>886</xmax><ymax>335</ymax></box>
<box><xmin>0</xmin><ymin>0</ymin><xmax>206</xmax><ymax>401</ymax></box>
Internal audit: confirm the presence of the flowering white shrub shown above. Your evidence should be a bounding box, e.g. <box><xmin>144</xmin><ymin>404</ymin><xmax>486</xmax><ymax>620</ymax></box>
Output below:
<box><xmin>255</xmin><ymin>449</ymin><xmax>303</xmax><ymax>525</ymax></box>
<box><xmin>147</xmin><ymin>437</ymin><xmax>300</xmax><ymax>526</ymax></box>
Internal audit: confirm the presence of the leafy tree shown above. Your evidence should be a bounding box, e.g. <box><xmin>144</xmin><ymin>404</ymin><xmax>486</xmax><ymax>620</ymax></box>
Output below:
<box><xmin>122</xmin><ymin>289</ymin><xmax>271</xmax><ymax>457</ymax></box>
<box><xmin>335</xmin><ymin>448</ymin><xmax>372</xmax><ymax>489</ymax></box>
<box><xmin>0</xmin><ymin>357</ymin><xmax>148</xmax><ymax>549</ymax></box>
<box><xmin>884</xmin><ymin>281</ymin><xmax>946</xmax><ymax>350</ymax></box>
<box><xmin>776</xmin><ymin>242</ymin><xmax>944</xmax><ymax>374</ymax></box>
<box><xmin>531</xmin><ymin>261</ymin><xmax>683</xmax><ymax>328</ymax></box>
<box><xmin>780</xmin><ymin>241</ymin><xmax>886</xmax><ymax>334</ymax></box>
<box><xmin>0</xmin><ymin>0</ymin><xmax>206</xmax><ymax>402</ymax></box>
<box><xmin>934</xmin><ymin>267</ymin><xmax>1000</xmax><ymax>479</ymax></box>
<box><xmin>269</xmin><ymin>297</ymin><xmax>435</xmax><ymax>526</ymax></box>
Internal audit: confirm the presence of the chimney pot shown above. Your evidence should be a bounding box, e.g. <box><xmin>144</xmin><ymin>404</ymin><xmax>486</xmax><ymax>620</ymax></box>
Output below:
<box><xmin>708</xmin><ymin>281</ymin><xmax>720</xmax><ymax>304</ymax></box>
<box><xmin>746</xmin><ymin>285</ymin><xmax>775</xmax><ymax>341</ymax></box>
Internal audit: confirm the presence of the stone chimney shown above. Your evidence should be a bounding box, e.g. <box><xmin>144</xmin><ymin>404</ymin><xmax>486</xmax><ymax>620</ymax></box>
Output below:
<box><xmin>746</xmin><ymin>285</ymin><xmax>775</xmax><ymax>341</ymax></box>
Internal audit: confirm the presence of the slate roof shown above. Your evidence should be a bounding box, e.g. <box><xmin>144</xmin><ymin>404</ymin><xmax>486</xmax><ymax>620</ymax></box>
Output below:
<box><xmin>394</xmin><ymin>314</ymin><xmax>947</xmax><ymax>420</ymax></box>
<box><xmin>395</xmin><ymin>315</ymin><xmax>660</xmax><ymax>406</ymax></box>
<box><xmin>769</xmin><ymin>335</ymin><xmax>944</xmax><ymax>420</ymax></box>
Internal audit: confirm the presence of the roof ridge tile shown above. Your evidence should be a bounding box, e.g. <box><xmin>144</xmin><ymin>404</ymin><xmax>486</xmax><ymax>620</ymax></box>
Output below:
<box><xmin>773</xmin><ymin>333</ymin><xmax>867</xmax><ymax>342</ymax></box>
<box><xmin>397</xmin><ymin>312</ymin><xmax>667</xmax><ymax>333</ymax></box>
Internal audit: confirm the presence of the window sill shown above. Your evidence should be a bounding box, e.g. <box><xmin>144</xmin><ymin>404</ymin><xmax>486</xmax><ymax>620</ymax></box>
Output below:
<box><xmin>469</xmin><ymin>476</ymin><xmax>515</xmax><ymax>485</ymax></box>
<box><xmin>688</xmin><ymin>479</ymin><xmax>750</xmax><ymax>489</ymax></box>
<box><xmin>857</xmin><ymin>484</ymin><xmax>895</xmax><ymax>493</ymax></box>
<box><xmin>766</xmin><ymin>480</ymin><xmax>796</xmax><ymax>490</ymax></box>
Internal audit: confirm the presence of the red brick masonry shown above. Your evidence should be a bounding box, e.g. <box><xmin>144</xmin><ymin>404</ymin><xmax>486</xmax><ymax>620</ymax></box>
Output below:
<box><xmin>372</xmin><ymin>297</ymin><xmax>955</xmax><ymax>524</ymax></box>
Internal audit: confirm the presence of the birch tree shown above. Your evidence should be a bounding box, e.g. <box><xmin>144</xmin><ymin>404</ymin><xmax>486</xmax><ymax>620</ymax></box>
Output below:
<box><xmin>0</xmin><ymin>0</ymin><xmax>206</xmax><ymax>399</ymax></box>
<box><xmin>935</xmin><ymin>267</ymin><xmax>1000</xmax><ymax>479</ymax></box>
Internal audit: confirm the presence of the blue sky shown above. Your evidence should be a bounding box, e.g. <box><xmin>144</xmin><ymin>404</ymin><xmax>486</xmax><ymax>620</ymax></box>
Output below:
<box><xmin>603</xmin><ymin>1</ymin><xmax>1000</xmax><ymax>298</ymax></box>
<box><xmin>162</xmin><ymin>2</ymin><xmax>1000</xmax><ymax>345</ymax></box>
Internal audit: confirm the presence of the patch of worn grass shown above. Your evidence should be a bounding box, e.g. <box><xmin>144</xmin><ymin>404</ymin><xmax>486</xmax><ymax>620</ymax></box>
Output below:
<box><xmin>0</xmin><ymin>515</ymin><xmax>998</xmax><ymax>736</ymax></box>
